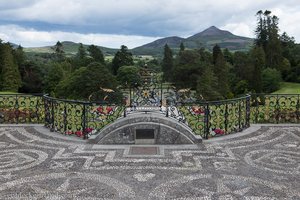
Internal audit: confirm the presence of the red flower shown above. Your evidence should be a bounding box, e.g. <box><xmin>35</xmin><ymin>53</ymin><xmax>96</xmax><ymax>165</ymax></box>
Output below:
<box><xmin>96</xmin><ymin>106</ymin><xmax>104</xmax><ymax>114</ymax></box>
<box><xmin>213</xmin><ymin>128</ymin><xmax>225</xmax><ymax>134</ymax></box>
<box><xmin>106</xmin><ymin>106</ymin><xmax>113</xmax><ymax>114</ymax></box>
<box><xmin>84</xmin><ymin>127</ymin><xmax>94</xmax><ymax>133</ymax></box>
<box><xmin>75</xmin><ymin>131</ymin><xmax>83</xmax><ymax>137</ymax></box>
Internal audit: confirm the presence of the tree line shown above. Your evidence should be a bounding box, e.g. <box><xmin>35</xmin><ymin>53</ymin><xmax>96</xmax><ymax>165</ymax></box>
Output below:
<box><xmin>161</xmin><ymin>10</ymin><xmax>300</xmax><ymax>100</ymax></box>
<box><xmin>0</xmin><ymin>10</ymin><xmax>300</xmax><ymax>102</ymax></box>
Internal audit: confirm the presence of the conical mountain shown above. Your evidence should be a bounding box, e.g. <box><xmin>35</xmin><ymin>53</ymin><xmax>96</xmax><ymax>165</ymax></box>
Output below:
<box><xmin>133</xmin><ymin>26</ymin><xmax>253</xmax><ymax>55</ymax></box>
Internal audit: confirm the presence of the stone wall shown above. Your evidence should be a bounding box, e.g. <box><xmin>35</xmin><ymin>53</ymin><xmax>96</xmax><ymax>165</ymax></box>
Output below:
<box><xmin>89</xmin><ymin>112</ymin><xmax>202</xmax><ymax>144</ymax></box>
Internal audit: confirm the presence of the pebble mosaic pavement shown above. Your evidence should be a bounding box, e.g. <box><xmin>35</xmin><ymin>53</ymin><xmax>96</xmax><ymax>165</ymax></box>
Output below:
<box><xmin>0</xmin><ymin>125</ymin><xmax>299</xmax><ymax>199</ymax></box>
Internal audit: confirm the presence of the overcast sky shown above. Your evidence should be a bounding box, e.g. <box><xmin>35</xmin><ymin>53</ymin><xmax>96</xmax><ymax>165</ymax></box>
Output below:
<box><xmin>0</xmin><ymin>0</ymin><xmax>299</xmax><ymax>48</ymax></box>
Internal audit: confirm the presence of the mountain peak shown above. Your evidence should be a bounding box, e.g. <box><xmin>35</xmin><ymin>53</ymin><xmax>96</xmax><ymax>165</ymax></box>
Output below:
<box><xmin>197</xmin><ymin>26</ymin><xmax>233</xmax><ymax>37</ymax></box>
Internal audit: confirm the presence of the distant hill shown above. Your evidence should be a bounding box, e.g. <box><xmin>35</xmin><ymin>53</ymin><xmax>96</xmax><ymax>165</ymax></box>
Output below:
<box><xmin>132</xmin><ymin>26</ymin><xmax>254</xmax><ymax>55</ymax></box>
<box><xmin>23</xmin><ymin>26</ymin><xmax>254</xmax><ymax>57</ymax></box>
<box><xmin>24</xmin><ymin>41</ymin><xmax>118</xmax><ymax>56</ymax></box>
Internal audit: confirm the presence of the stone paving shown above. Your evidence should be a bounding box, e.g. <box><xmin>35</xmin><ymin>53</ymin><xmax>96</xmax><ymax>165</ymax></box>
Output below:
<box><xmin>0</xmin><ymin>125</ymin><xmax>299</xmax><ymax>199</ymax></box>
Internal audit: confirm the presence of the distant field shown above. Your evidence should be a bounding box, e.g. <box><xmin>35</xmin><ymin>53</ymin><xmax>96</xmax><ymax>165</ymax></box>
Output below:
<box><xmin>273</xmin><ymin>82</ymin><xmax>300</xmax><ymax>94</ymax></box>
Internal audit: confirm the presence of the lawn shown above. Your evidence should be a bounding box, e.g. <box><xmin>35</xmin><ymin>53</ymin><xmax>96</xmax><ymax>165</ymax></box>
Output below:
<box><xmin>0</xmin><ymin>91</ymin><xmax>21</xmax><ymax>94</ymax></box>
<box><xmin>273</xmin><ymin>82</ymin><xmax>300</xmax><ymax>94</ymax></box>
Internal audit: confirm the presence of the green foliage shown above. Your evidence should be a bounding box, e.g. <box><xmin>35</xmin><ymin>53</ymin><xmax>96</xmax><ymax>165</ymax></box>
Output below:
<box><xmin>44</xmin><ymin>63</ymin><xmax>65</xmax><ymax>94</ymax></box>
<box><xmin>255</xmin><ymin>10</ymin><xmax>283</xmax><ymax>69</ymax></box>
<box><xmin>262</xmin><ymin>68</ymin><xmax>282</xmax><ymax>93</ymax></box>
<box><xmin>19</xmin><ymin>61</ymin><xmax>43</xmax><ymax>93</ymax></box>
<box><xmin>250</xmin><ymin>46</ymin><xmax>265</xmax><ymax>93</ymax></box>
<box><xmin>173</xmin><ymin>50</ymin><xmax>203</xmax><ymax>89</ymax></box>
<box><xmin>196</xmin><ymin>66</ymin><xmax>222</xmax><ymax>100</ymax></box>
<box><xmin>87</xmin><ymin>45</ymin><xmax>104</xmax><ymax>64</ymax></box>
<box><xmin>112</xmin><ymin>45</ymin><xmax>134</xmax><ymax>75</ymax></box>
<box><xmin>213</xmin><ymin>45</ymin><xmax>230</xmax><ymax>98</ymax></box>
<box><xmin>0</xmin><ymin>43</ymin><xmax>22</xmax><ymax>92</ymax></box>
<box><xmin>56</xmin><ymin>62</ymin><xmax>118</xmax><ymax>101</ymax></box>
<box><xmin>162</xmin><ymin>44</ymin><xmax>174</xmax><ymax>81</ymax></box>
<box><xmin>117</xmin><ymin>66</ymin><xmax>141</xmax><ymax>87</ymax></box>
<box><xmin>233</xmin><ymin>80</ymin><xmax>249</xmax><ymax>95</ymax></box>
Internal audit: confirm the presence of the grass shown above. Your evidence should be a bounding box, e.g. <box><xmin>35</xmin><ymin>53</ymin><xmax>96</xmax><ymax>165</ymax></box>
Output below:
<box><xmin>273</xmin><ymin>82</ymin><xmax>300</xmax><ymax>94</ymax></box>
<box><xmin>0</xmin><ymin>91</ymin><xmax>21</xmax><ymax>94</ymax></box>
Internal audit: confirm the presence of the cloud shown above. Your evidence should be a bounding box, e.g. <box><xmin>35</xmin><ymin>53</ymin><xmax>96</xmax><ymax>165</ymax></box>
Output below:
<box><xmin>0</xmin><ymin>0</ymin><xmax>299</xmax><ymax>46</ymax></box>
<box><xmin>0</xmin><ymin>25</ymin><xmax>160</xmax><ymax>48</ymax></box>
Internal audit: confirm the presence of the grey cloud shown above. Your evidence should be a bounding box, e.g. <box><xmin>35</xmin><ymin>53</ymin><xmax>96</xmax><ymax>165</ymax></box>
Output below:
<box><xmin>0</xmin><ymin>0</ymin><xmax>299</xmax><ymax>42</ymax></box>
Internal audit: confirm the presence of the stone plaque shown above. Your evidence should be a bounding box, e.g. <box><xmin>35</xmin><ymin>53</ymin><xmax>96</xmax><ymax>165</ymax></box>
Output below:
<box><xmin>136</xmin><ymin>129</ymin><xmax>154</xmax><ymax>139</ymax></box>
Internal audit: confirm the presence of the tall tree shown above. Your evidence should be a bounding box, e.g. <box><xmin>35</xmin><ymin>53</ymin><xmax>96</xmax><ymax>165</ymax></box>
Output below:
<box><xmin>87</xmin><ymin>45</ymin><xmax>104</xmax><ymax>63</ymax></box>
<box><xmin>255</xmin><ymin>10</ymin><xmax>283</xmax><ymax>69</ymax></box>
<box><xmin>162</xmin><ymin>44</ymin><xmax>174</xmax><ymax>81</ymax></box>
<box><xmin>53</xmin><ymin>41</ymin><xmax>65</xmax><ymax>61</ymax></box>
<box><xmin>197</xmin><ymin>65</ymin><xmax>221</xmax><ymax>101</ymax></box>
<box><xmin>212</xmin><ymin>44</ymin><xmax>222</xmax><ymax>65</ymax></box>
<box><xmin>251</xmin><ymin>46</ymin><xmax>265</xmax><ymax>93</ymax></box>
<box><xmin>112</xmin><ymin>45</ymin><xmax>134</xmax><ymax>75</ymax></box>
<box><xmin>213</xmin><ymin>44</ymin><xmax>229</xmax><ymax>98</ymax></box>
<box><xmin>44</xmin><ymin>63</ymin><xmax>65</xmax><ymax>95</ymax></box>
<box><xmin>0</xmin><ymin>44</ymin><xmax>22</xmax><ymax>92</ymax></box>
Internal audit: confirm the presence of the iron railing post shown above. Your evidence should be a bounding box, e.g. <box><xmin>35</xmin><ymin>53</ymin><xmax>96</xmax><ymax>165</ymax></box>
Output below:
<box><xmin>297</xmin><ymin>94</ymin><xmax>300</xmax><ymax>123</ymax></box>
<box><xmin>225</xmin><ymin>102</ymin><xmax>228</xmax><ymax>133</ymax></box>
<box><xmin>205</xmin><ymin>103</ymin><xmax>210</xmax><ymax>139</ymax></box>
<box><xmin>246</xmin><ymin>95</ymin><xmax>251</xmax><ymax>127</ymax></box>
<box><xmin>275</xmin><ymin>94</ymin><xmax>280</xmax><ymax>123</ymax></box>
<box><xmin>238</xmin><ymin>99</ymin><xmax>241</xmax><ymax>131</ymax></box>
<box><xmin>83</xmin><ymin>103</ymin><xmax>87</xmax><ymax>139</ymax></box>
<box><xmin>63</xmin><ymin>102</ymin><xmax>67</xmax><ymax>134</ymax></box>
<box><xmin>51</xmin><ymin>99</ymin><xmax>55</xmax><ymax>132</ymax></box>
<box><xmin>15</xmin><ymin>95</ymin><xmax>19</xmax><ymax>124</ymax></box>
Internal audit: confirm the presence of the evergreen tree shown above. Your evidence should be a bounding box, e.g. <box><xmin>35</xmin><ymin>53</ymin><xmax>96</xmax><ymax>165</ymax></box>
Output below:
<box><xmin>74</xmin><ymin>43</ymin><xmax>90</xmax><ymax>68</ymax></box>
<box><xmin>212</xmin><ymin>44</ymin><xmax>222</xmax><ymax>65</ymax></box>
<box><xmin>213</xmin><ymin>45</ymin><xmax>229</xmax><ymax>98</ymax></box>
<box><xmin>13</xmin><ymin>45</ymin><xmax>26</xmax><ymax>66</ymax></box>
<box><xmin>162</xmin><ymin>44</ymin><xmax>173</xmax><ymax>81</ymax></box>
<box><xmin>196</xmin><ymin>65</ymin><xmax>221</xmax><ymax>101</ymax></box>
<box><xmin>255</xmin><ymin>10</ymin><xmax>283</xmax><ymax>69</ymax></box>
<box><xmin>179</xmin><ymin>42</ymin><xmax>185</xmax><ymax>55</ymax></box>
<box><xmin>0</xmin><ymin>44</ymin><xmax>22</xmax><ymax>92</ymax></box>
<box><xmin>251</xmin><ymin>46</ymin><xmax>265</xmax><ymax>93</ymax></box>
<box><xmin>53</xmin><ymin>41</ymin><xmax>64</xmax><ymax>61</ymax></box>
<box><xmin>44</xmin><ymin>63</ymin><xmax>65</xmax><ymax>94</ymax></box>
<box><xmin>173</xmin><ymin>50</ymin><xmax>202</xmax><ymax>89</ymax></box>
<box><xmin>112</xmin><ymin>45</ymin><xmax>134</xmax><ymax>75</ymax></box>
<box><xmin>87</xmin><ymin>45</ymin><xmax>104</xmax><ymax>63</ymax></box>
<box><xmin>76</xmin><ymin>43</ymin><xmax>87</xmax><ymax>60</ymax></box>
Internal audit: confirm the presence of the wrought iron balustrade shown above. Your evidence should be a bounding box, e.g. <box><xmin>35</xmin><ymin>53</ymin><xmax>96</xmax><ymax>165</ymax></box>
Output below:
<box><xmin>0</xmin><ymin>93</ymin><xmax>299</xmax><ymax>139</ymax></box>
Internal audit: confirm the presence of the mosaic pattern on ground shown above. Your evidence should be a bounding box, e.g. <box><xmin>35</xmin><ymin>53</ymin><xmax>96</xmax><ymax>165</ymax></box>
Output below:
<box><xmin>0</xmin><ymin>126</ymin><xmax>299</xmax><ymax>199</ymax></box>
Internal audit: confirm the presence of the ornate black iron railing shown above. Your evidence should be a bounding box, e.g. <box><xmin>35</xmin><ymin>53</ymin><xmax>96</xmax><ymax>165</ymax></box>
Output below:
<box><xmin>1</xmin><ymin>93</ymin><xmax>299</xmax><ymax>139</ymax></box>
<box><xmin>43</xmin><ymin>95</ymin><xmax>125</xmax><ymax>139</ymax></box>
<box><xmin>167</xmin><ymin>95</ymin><xmax>251</xmax><ymax>139</ymax></box>
<box><xmin>0</xmin><ymin>94</ymin><xmax>44</xmax><ymax>124</ymax></box>
<box><xmin>250</xmin><ymin>94</ymin><xmax>300</xmax><ymax>124</ymax></box>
